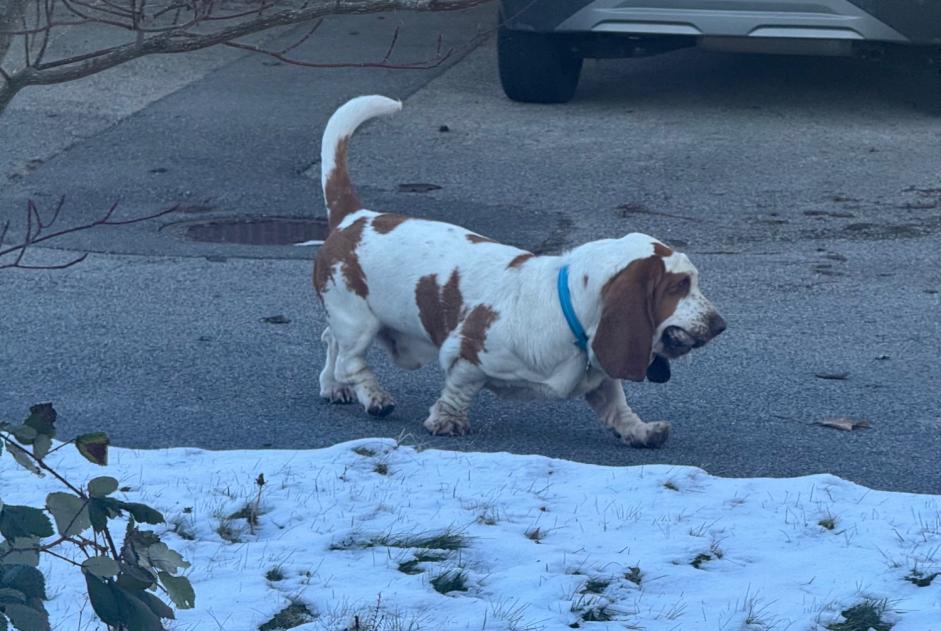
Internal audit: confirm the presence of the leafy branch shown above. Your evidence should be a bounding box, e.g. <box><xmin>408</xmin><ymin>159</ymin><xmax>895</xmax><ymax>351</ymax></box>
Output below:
<box><xmin>0</xmin><ymin>403</ymin><xmax>194</xmax><ymax>631</ymax></box>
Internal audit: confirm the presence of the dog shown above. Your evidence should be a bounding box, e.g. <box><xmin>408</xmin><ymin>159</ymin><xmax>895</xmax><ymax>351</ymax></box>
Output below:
<box><xmin>313</xmin><ymin>95</ymin><xmax>725</xmax><ymax>447</ymax></box>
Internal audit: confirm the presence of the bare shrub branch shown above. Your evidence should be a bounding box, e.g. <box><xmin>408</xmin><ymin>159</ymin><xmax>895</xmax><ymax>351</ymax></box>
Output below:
<box><xmin>0</xmin><ymin>197</ymin><xmax>179</xmax><ymax>270</ymax></box>
<box><xmin>0</xmin><ymin>0</ymin><xmax>493</xmax><ymax>114</ymax></box>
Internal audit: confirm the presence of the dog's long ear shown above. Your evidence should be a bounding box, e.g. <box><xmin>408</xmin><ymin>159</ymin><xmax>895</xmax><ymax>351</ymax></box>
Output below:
<box><xmin>591</xmin><ymin>257</ymin><xmax>662</xmax><ymax>382</ymax></box>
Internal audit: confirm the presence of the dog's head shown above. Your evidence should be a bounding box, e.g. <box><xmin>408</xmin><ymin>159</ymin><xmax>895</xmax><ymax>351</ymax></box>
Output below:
<box><xmin>589</xmin><ymin>239</ymin><xmax>725</xmax><ymax>383</ymax></box>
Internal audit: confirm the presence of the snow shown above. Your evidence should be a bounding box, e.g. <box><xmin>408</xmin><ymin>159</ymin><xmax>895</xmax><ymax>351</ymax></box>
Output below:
<box><xmin>2</xmin><ymin>438</ymin><xmax>940</xmax><ymax>630</ymax></box>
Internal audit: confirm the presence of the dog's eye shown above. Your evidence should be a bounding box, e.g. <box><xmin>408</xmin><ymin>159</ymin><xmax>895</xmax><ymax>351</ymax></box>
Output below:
<box><xmin>672</xmin><ymin>276</ymin><xmax>691</xmax><ymax>294</ymax></box>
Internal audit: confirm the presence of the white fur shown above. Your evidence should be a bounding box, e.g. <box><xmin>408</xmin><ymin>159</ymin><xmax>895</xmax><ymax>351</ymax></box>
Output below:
<box><xmin>315</xmin><ymin>97</ymin><xmax>722</xmax><ymax>447</ymax></box>
<box><xmin>320</xmin><ymin>95</ymin><xmax>401</xmax><ymax>215</ymax></box>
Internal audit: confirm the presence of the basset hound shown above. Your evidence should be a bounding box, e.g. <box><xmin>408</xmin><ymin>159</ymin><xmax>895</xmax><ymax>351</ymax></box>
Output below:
<box><xmin>313</xmin><ymin>96</ymin><xmax>725</xmax><ymax>448</ymax></box>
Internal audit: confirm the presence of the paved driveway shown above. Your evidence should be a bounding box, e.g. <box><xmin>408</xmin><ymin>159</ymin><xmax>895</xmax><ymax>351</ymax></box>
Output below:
<box><xmin>2</xmin><ymin>7</ymin><xmax>939</xmax><ymax>493</ymax></box>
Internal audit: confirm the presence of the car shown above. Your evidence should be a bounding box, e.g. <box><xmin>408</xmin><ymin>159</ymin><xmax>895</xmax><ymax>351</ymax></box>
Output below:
<box><xmin>497</xmin><ymin>0</ymin><xmax>941</xmax><ymax>103</ymax></box>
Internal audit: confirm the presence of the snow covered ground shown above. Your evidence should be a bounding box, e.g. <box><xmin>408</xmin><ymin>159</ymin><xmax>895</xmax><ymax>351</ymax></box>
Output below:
<box><xmin>3</xmin><ymin>437</ymin><xmax>940</xmax><ymax>630</ymax></box>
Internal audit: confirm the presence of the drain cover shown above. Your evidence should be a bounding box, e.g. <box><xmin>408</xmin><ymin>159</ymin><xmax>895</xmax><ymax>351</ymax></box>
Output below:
<box><xmin>183</xmin><ymin>217</ymin><xmax>328</xmax><ymax>245</ymax></box>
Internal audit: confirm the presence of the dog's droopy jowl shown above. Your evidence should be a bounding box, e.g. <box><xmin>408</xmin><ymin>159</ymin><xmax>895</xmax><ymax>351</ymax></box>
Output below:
<box><xmin>313</xmin><ymin>96</ymin><xmax>725</xmax><ymax>447</ymax></box>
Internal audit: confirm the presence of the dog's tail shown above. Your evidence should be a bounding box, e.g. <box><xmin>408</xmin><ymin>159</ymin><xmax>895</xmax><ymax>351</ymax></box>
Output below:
<box><xmin>321</xmin><ymin>95</ymin><xmax>402</xmax><ymax>232</ymax></box>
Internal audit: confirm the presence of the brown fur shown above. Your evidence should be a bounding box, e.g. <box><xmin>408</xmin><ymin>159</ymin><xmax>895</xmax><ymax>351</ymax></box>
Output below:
<box><xmin>460</xmin><ymin>305</ymin><xmax>499</xmax><ymax>365</ymax></box>
<box><xmin>372</xmin><ymin>213</ymin><xmax>408</xmax><ymax>234</ymax></box>
<box><xmin>324</xmin><ymin>137</ymin><xmax>362</xmax><ymax>232</ymax></box>
<box><xmin>507</xmin><ymin>253</ymin><xmax>535</xmax><ymax>269</ymax></box>
<box><xmin>415</xmin><ymin>270</ymin><xmax>465</xmax><ymax>346</ymax></box>
<box><xmin>653</xmin><ymin>242</ymin><xmax>674</xmax><ymax>257</ymax></box>
<box><xmin>313</xmin><ymin>217</ymin><xmax>369</xmax><ymax>298</ymax></box>
<box><xmin>466</xmin><ymin>234</ymin><xmax>496</xmax><ymax>245</ymax></box>
<box><xmin>590</xmin><ymin>256</ymin><xmax>689</xmax><ymax>381</ymax></box>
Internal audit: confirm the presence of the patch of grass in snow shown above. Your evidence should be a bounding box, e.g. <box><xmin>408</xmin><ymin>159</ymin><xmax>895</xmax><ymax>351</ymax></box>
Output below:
<box><xmin>259</xmin><ymin>601</ymin><xmax>316</xmax><ymax>630</ymax></box>
<box><xmin>397</xmin><ymin>552</ymin><xmax>447</xmax><ymax>575</ymax></box>
<box><xmin>663</xmin><ymin>480</ymin><xmax>679</xmax><ymax>491</ymax></box>
<box><xmin>373</xmin><ymin>462</ymin><xmax>389</xmax><ymax>475</ymax></box>
<box><xmin>826</xmin><ymin>599</ymin><xmax>893</xmax><ymax>631</ymax></box>
<box><xmin>625</xmin><ymin>566</ymin><xmax>643</xmax><ymax>585</ymax></box>
<box><xmin>690</xmin><ymin>553</ymin><xmax>713</xmax><ymax>569</ymax></box>
<box><xmin>214</xmin><ymin>514</ymin><xmax>242</xmax><ymax>543</ymax></box>
<box><xmin>489</xmin><ymin>598</ymin><xmax>542</xmax><ymax>631</ymax></box>
<box><xmin>904</xmin><ymin>570</ymin><xmax>938</xmax><ymax>587</ymax></box>
<box><xmin>525</xmin><ymin>527</ymin><xmax>544</xmax><ymax>543</ymax></box>
<box><xmin>331</xmin><ymin>530</ymin><xmax>467</xmax><ymax>552</ymax></box>
<box><xmin>818</xmin><ymin>514</ymin><xmax>837</xmax><ymax>530</ymax></box>
<box><xmin>168</xmin><ymin>513</ymin><xmax>197</xmax><ymax>541</ymax></box>
<box><xmin>265</xmin><ymin>566</ymin><xmax>286</xmax><ymax>582</ymax></box>
<box><xmin>580</xmin><ymin>578</ymin><xmax>610</xmax><ymax>595</ymax></box>
<box><xmin>352</xmin><ymin>446</ymin><xmax>377</xmax><ymax>457</ymax></box>
<box><xmin>569</xmin><ymin>594</ymin><xmax>622</xmax><ymax>624</ymax></box>
<box><xmin>228</xmin><ymin>502</ymin><xmax>261</xmax><ymax>528</ymax></box>
<box><xmin>430</xmin><ymin>569</ymin><xmax>468</xmax><ymax>595</ymax></box>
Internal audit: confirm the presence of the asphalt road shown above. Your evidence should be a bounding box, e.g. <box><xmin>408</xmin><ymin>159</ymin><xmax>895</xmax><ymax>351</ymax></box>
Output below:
<box><xmin>2</xmin><ymin>7</ymin><xmax>940</xmax><ymax>493</ymax></box>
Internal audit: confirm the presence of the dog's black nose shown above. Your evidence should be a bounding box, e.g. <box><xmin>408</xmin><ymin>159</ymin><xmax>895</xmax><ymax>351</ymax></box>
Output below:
<box><xmin>709</xmin><ymin>313</ymin><xmax>727</xmax><ymax>338</ymax></box>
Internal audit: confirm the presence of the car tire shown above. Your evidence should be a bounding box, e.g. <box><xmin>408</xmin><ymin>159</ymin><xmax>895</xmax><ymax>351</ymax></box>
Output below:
<box><xmin>498</xmin><ymin>26</ymin><xmax>583</xmax><ymax>104</ymax></box>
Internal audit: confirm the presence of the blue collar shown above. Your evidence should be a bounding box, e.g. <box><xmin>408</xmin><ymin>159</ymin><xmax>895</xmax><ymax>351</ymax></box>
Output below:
<box><xmin>557</xmin><ymin>265</ymin><xmax>589</xmax><ymax>351</ymax></box>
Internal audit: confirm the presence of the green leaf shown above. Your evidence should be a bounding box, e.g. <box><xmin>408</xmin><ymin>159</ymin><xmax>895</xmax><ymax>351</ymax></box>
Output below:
<box><xmin>144</xmin><ymin>543</ymin><xmax>188</xmax><ymax>574</ymax></box>
<box><xmin>0</xmin><ymin>587</ymin><xmax>26</xmax><ymax>604</ymax></box>
<box><xmin>118</xmin><ymin>502</ymin><xmax>164</xmax><ymax>525</ymax></box>
<box><xmin>84</xmin><ymin>574</ymin><xmax>121</xmax><ymax>626</ymax></box>
<box><xmin>0</xmin><ymin>565</ymin><xmax>46</xmax><ymax>599</ymax></box>
<box><xmin>30</xmin><ymin>435</ymin><xmax>51</xmax><ymax>462</ymax></box>
<box><xmin>157</xmin><ymin>572</ymin><xmax>195</xmax><ymax>609</ymax></box>
<box><xmin>0</xmin><ymin>506</ymin><xmax>53</xmax><ymax>540</ymax></box>
<box><xmin>133</xmin><ymin>590</ymin><xmax>175</xmax><ymax>620</ymax></box>
<box><xmin>115</xmin><ymin>563</ymin><xmax>156</xmax><ymax>592</ymax></box>
<box><xmin>5</xmin><ymin>444</ymin><xmax>41</xmax><ymax>476</ymax></box>
<box><xmin>113</xmin><ymin>586</ymin><xmax>165</xmax><ymax>630</ymax></box>
<box><xmin>2</xmin><ymin>604</ymin><xmax>49</xmax><ymax>631</ymax></box>
<box><xmin>45</xmin><ymin>493</ymin><xmax>90</xmax><ymax>538</ymax></box>
<box><xmin>0</xmin><ymin>539</ymin><xmax>39</xmax><ymax>567</ymax></box>
<box><xmin>88</xmin><ymin>477</ymin><xmax>118</xmax><ymax>499</ymax></box>
<box><xmin>23</xmin><ymin>405</ymin><xmax>56</xmax><ymax>440</ymax></box>
<box><xmin>87</xmin><ymin>498</ymin><xmax>121</xmax><ymax>533</ymax></box>
<box><xmin>10</xmin><ymin>425</ymin><xmax>37</xmax><ymax>446</ymax></box>
<box><xmin>82</xmin><ymin>556</ymin><xmax>119</xmax><ymax>579</ymax></box>
<box><xmin>75</xmin><ymin>433</ymin><xmax>109</xmax><ymax>466</ymax></box>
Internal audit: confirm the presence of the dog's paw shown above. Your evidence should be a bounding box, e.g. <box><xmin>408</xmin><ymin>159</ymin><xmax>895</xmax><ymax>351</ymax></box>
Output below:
<box><xmin>423</xmin><ymin>402</ymin><xmax>470</xmax><ymax>436</ymax></box>
<box><xmin>365</xmin><ymin>392</ymin><xmax>396</xmax><ymax>418</ymax></box>
<box><xmin>321</xmin><ymin>385</ymin><xmax>355</xmax><ymax>404</ymax></box>
<box><xmin>623</xmin><ymin>421</ymin><xmax>671</xmax><ymax>449</ymax></box>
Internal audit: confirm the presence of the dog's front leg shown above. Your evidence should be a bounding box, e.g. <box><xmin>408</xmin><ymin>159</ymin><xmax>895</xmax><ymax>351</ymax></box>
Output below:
<box><xmin>424</xmin><ymin>360</ymin><xmax>485</xmax><ymax>436</ymax></box>
<box><xmin>585</xmin><ymin>378</ymin><xmax>671</xmax><ymax>448</ymax></box>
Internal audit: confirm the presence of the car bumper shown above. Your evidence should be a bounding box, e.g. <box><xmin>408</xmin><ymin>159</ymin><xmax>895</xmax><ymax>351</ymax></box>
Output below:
<box><xmin>501</xmin><ymin>0</ymin><xmax>941</xmax><ymax>45</ymax></box>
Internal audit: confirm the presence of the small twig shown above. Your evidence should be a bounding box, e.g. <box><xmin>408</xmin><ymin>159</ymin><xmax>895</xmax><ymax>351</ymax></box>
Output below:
<box><xmin>381</xmin><ymin>24</ymin><xmax>398</xmax><ymax>63</ymax></box>
<box><xmin>277</xmin><ymin>17</ymin><xmax>322</xmax><ymax>55</ymax></box>
<box><xmin>224</xmin><ymin>38</ymin><xmax>454</xmax><ymax>69</ymax></box>
<box><xmin>40</xmin><ymin>547</ymin><xmax>84</xmax><ymax>567</ymax></box>
<box><xmin>0</xmin><ymin>198</ymin><xmax>179</xmax><ymax>271</ymax></box>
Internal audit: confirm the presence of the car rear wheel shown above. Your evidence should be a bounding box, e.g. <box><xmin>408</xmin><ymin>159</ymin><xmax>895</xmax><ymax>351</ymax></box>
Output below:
<box><xmin>498</xmin><ymin>26</ymin><xmax>583</xmax><ymax>104</ymax></box>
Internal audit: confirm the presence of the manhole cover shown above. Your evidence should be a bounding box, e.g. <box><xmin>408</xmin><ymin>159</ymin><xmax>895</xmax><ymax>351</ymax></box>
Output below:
<box><xmin>183</xmin><ymin>217</ymin><xmax>328</xmax><ymax>245</ymax></box>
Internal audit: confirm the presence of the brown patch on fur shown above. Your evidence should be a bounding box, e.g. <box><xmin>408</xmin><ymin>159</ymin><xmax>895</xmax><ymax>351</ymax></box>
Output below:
<box><xmin>466</xmin><ymin>233</ymin><xmax>496</xmax><ymax>245</ymax></box>
<box><xmin>653</xmin><ymin>242</ymin><xmax>673</xmax><ymax>257</ymax></box>
<box><xmin>372</xmin><ymin>213</ymin><xmax>408</xmax><ymax>234</ymax></box>
<box><xmin>415</xmin><ymin>269</ymin><xmax>464</xmax><ymax>346</ymax></box>
<box><xmin>313</xmin><ymin>217</ymin><xmax>369</xmax><ymax>298</ymax></box>
<box><xmin>460</xmin><ymin>305</ymin><xmax>499</xmax><ymax>365</ymax></box>
<box><xmin>590</xmin><ymin>256</ymin><xmax>688</xmax><ymax>381</ymax></box>
<box><xmin>507</xmin><ymin>253</ymin><xmax>535</xmax><ymax>269</ymax></box>
<box><xmin>324</xmin><ymin>136</ymin><xmax>362</xmax><ymax>232</ymax></box>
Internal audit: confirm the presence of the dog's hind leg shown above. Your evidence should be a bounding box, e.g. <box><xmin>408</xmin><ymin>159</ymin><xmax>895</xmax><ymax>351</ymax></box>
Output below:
<box><xmin>319</xmin><ymin>327</ymin><xmax>355</xmax><ymax>404</ymax></box>
<box><xmin>424</xmin><ymin>359</ymin><xmax>485</xmax><ymax>436</ymax></box>
<box><xmin>585</xmin><ymin>378</ymin><xmax>671</xmax><ymax>448</ymax></box>
<box><xmin>328</xmin><ymin>303</ymin><xmax>396</xmax><ymax>418</ymax></box>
